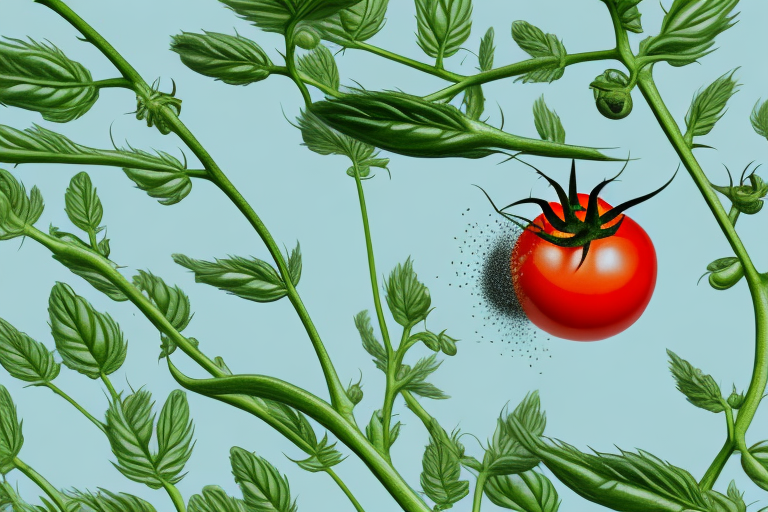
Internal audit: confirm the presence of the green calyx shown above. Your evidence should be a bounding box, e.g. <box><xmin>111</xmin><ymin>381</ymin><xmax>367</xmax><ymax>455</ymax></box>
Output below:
<box><xmin>135</xmin><ymin>78</ymin><xmax>182</xmax><ymax>135</ymax></box>
<box><xmin>478</xmin><ymin>159</ymin><xmax>675</xmax><ymax>267</ymax></box>
<box><xmin>711</xmin><ymin>162</ymin><xmax>767</xmax><ymax>215</ymax></box>
<box><xmin>294</xmin><ymin>26</ymin><xmax>321</xmax><ymax>50</ymax></box>
<box><xmin>590</xmin><ymin>69</ymin><xmax>634</xmax><ymax>120</ymax></box>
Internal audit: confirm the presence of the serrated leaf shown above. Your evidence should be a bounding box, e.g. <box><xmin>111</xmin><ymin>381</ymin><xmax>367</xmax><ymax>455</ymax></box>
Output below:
<box><xmin>385</xmin><ymin>257</ymin><xmax>431</xmax><ymax>326</ymax></box>
<box><xmin>132</xmin><ymin>271</ymin><xmax>192</xmax><ymax>332</ymax></box>
<box><xmin>462</xmin><ymin>85</ymin><xmax>484</xmax><ymax>121</ymax></box>
<box><xmin>511</xmin><ymin>21</ymin><xmax>566</xmax><ymax>83</ymax></box>
<box><xmin>288</xmin><ymin>433</ymin><xmax>345</xmax><ymax>472</ymax></box>
<box><xmin>0</xmin><ymin>317</ymin><xmax>60</xmax><ymax>384</ymax></box>
<box><xmin>532</xmin><ymin>96</ymin><xmax>565</xmax><ymax>144</ymax></box>
<box><xmin>230</xmin><ymin>447</ymin><xmax>298</xmax><ymax>512</ymax></box>
<box><xmin>64</xmin><ymin>172</ymin><xmax>103</xmax><ymax>233</ymax></box>
<box><xmin>329</xmin><ymin>0</ymin><xmax>389</xmax><ymax>43</ymax></box>
<box><xmin>48</xmin><ymin>282</ymin><xmax>127</xmax><ymax>379</ymax></box>
<box><xmin>0</xmin><ymin>168</ymin><xmax>44</xmax><ymax>240</ymax></box>
<box><xmin>173</xmin><ymin>253</ymin><xmax>287</xmax><ymax>303</ymax></box>
<box><xmin>354</xmin><ymin>310</ymin><xmax>387</xmax><ymax>371</ymax></box>
<box><xmin>264</xmin><ymin>401</ymin><xmax>317</xmax><ymax>454</ymax></box>
<box><xmin>0</xmin><ymin>386</ymin><xmax>23</xmax><ymax>474</ymax></box>
<box><xmin>750</xmin><ymin>99</ymin><xmax>768</xmax><ymax>140</ymax></box>
<box><xmin>188</xmin><ymin>486</ymin><xmax>248</xmax><ymax>512</ymax></box>
<box><xmin>602</xmin><ymin>0</ymin><xmax>644</xmax><ymax>33</ymax></box>
<box><xmin>484</xmin><ymin>393</ymin><xmax>545</xmax><ymax>477</ymax></box>
<box><xmin>297</xmin><ymin>44</ymin><xmax>339</xmax><ymax>91</ymax></box>
<box><xmin>416</xmin><ymin>0</ymin><xmax>473</xmax><ymax>62</ymax></box>
<box><xmin>105</xmin><ymin>389</ymin><xmax>161</xmax><ymax>488</ymax></box>
<box><xmin>171</xmin><ymin>31</ymin><xmax>272</xmax><ymax>86</ymax></box>
<box><xmin>667</xmin><ymin>349</ymin><xmax>724</xmax><ymax>413</ymax></box>
<box><xmin>69</xmin><ymin>489</ymin><xmax>157</xmax><ymax>512</ymax></box>
<box><xmin>0</xmin><ymin>37</ymin><xmax>98</xmax><ymax>122</ymax></box>
<box><xmin>420</xmin><ymin>421</ymin><xmax>469</xmax><ymax>509</ymax></box>
<box><xmin>685</xmin><ymin>70</ymin><xmax>739</xmax><ymax>140</ymax></box>
<box><xmin>155</xmin><ymin>390</ymin><xmax>195</xmax><ymax>484</ymax></box>
<box><xmin>478</xmin><ymin>27</ymin><xmax>495</xmax><ymax>71</ymax></box>
<box><xmin>399</xmin><ymin>354</ymin><xmax>448</xmax><ymax>399</ymax></box>
<box><xmin>639</xmin><ymin>0</ymin><xmax>740</xmax><ymax>67</ymax></box>
<box><xmin>219</xmin><ymin>0</ymin><xmax>358</xmax><ymax>35</ymax></box>
<box><xmin>485</xmin><ymin>471</ymin><xmax>561</xmax><ymax>512</ymax></box>
<box><xmin>364</xmin><ymin>409</ymin><xmax>399</xmax><ymax>454</ymax></box>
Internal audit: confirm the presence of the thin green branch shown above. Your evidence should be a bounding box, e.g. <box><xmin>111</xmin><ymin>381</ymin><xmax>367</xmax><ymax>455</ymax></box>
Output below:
<box><xmin>271</xmin><ymin>67</ymin><xmax>342</xmax><ymax>98</ymax></box>
<box><xmin>402</xmin><ymin>390</ymin><xmax>433</xmax><ymax>431</ymax></box>
<box><xmin>326</xmin><ymin>468</ymin><xmax>366</xmax><ymax>512</ymax></box>
<box><xmin>162</xmin><ymin>481</ymin><xmax>187</xmax><ymax>512</ymax></box>
<box><xmin>347</xmin><ymin>41</ymin><xmax>464</xmax><ymax>82</ymax></box>
<box><xmin>100</xmin><ymin>373</ymin><xmax>120</xmax><ymax>402</ymax></box>
<box><xmin>45</xmin><ymin>383</ymin><xmax>105</xmax><ymax>433</ymax></box>
<box><xmin>471</xmin><ymin>471</ymin><xmax>489</xmax><ymax>512</ymax></box>
<box><xmin>285</xmin><ymin>21</ymin><xmax>312</xmax><ymax>106</ymax></box>
<box><xmin>381</xmin><ymin>327</ymin><xmax>412</xmax><ymax>456</ymax></box>
<box><xmin>424</xmin><ymin>49</ymin><xmax>620</xmax><ymax>102</ymax></box>
<box><xmin>0</xmin><ymin>76</ymin><xmax>133</xmax><ymax>90</ymax></box>
<box><xmin>12</xmin><ymin>457</ymin><xmax>68</xmax><ymax>512</ymax></box>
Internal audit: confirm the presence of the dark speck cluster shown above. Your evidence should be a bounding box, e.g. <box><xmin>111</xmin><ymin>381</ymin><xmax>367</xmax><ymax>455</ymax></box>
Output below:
<box><xmin>451</xmin><ymin>208</ymin><xmax>552</xmax><ymax>371</ymax></box>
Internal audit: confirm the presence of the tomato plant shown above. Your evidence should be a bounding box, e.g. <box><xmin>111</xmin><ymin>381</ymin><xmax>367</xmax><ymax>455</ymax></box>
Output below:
<box><xmin>510</xmin><ymin>193</ymin><xmax>657</xmax><ymax>341</ymax></box>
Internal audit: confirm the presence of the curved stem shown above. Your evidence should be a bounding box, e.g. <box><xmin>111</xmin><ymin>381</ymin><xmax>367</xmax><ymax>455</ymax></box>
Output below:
<box><xmin>472</xmin><ymin>471</ymin><xmax>489</xmax><ymax>512</ymax></box>
<box><xmin>402</xmin><ymin>390</ymin><xmax>433</xmax><ymax>431</ymax></box>
<box><xmin>0</xmin><ymin>76</ymin><xmax>133</xmax><ymax>90</ymax></box>
<box><xmin>100</xmin><ymin>373</ymin><xmax>120</xmax><ymax>402</ymax></box>
<box><xmin>425</xmin><ymin>49</ymin><xmax>620</xmax><ymax>102</ymax></box>
<box><xmin>348</xmin><ymin>41</ymin><xmax>464</xmax><ymax>82</ymax></box>
<box><xmin>271</xmin><ymin>67</ymin><xmax>342</xmax><ymax>97</ymax></box>
<box><xmin>12</xmin><ymin>458</ymin><xmax>68</xmax><ymax>512</ymax></box>
<box><xmin>636</xmin><ymin>69</ymin><xmax>768</xmax><ymax>488</ymax></box>
<box><xmin>326</xmin><ymin>468</ymin><xmax>366</xmax><ymax>512</ymax></box>
<box><xmin>381</xmin><ymin>327</ymin><xmax>412</xmax><ymax>457</ymax></box>
<box><xmin>285</xmin><ymin>21</ymin><xmax>312</xmax><ymax>106</ymax></box>
<box><xmin>45</xmin><ymin>383</ymin><xmax>105</xmax><ymax>433</ymax></box>
<box><xmin>162</xmin><ymin>481</ymin><xmax>187</xmax><ymax>512</ymax></box>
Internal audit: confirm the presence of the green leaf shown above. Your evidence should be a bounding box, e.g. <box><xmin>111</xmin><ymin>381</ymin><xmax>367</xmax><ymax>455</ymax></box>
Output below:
<box><xmin>667</xmin><ymin>349</ymin><xmax>724</xmax><ymax>413</ymax></box>
<box><xmin>484</xmin><ymin>393</ymin><xmax>545</xmax><ymax>476</ymax></box>
<box><xmin>532</xmin><ymin>96</ymin><xmax>565</xmax><ymax>144</ymax></box>
<box><xmin>485</xmin><ymin>471</ymin><xmax>561</xmax><ymax>512</ymax></box>
<box><xmin>385</xmin><ymin>257</ymin><xmax>431</xmax><ymax>327</ymax></box>
<box><xmin>750</xmin><ymin>99</ymin><xmax>768</xmax><ymax>140</ymax></box>
<box><xmin>288</xmin><ymin>433</ymin><xmax>345</xmax><ymax>472</ymax></box>
<box><xmin>230</xmin><ymin>447</ymin><xmax>298</xmax><ymax>512</ymax></box>
<box><xmin>510</xmin><ymin>21</ymin><xmax>566</xmax><ymax>83</ymax></box>
<box><xmin>0</xmin><ymin>37</ymin><xmax>98</xmax><ymax>122</ymax></box>
<box><xmin>639</xmin><ymin>0</ymin><xmax>739</xmax><ymax>67</ymax></box>
<box><xmin>173</xmin><ymin>253</ymin><xmax>288</xmax><ymax>303</ymax></box>
<box><xmin>0</xmin><ymin>386</ymin><xmax>23</xmax><ymax>474</ymax></box>
<box><xmin>295</xmin><ymin>109</ymin><xmax>389</xmax><ymax>177</ymax></box>
<box><xmin>69</xmin><ymin>489</ymin><xmax>158</xmax><ymax>512</ymax></box>
<box><xmin>354</xmin><ymin>310</ymin><xmax>387</xmax><ymax>371</ymax></box>
<box><xmin>48</xmin><ymin>282</ymin><xmax>127</xmax><ymax>379</ymax></box>
<box><xmin>364</xmin><ymin>409</ymin><xmax>399</xmax><ymax>454</ymax></box>
<box><xmin>188</xmin><ymin>486</ymin><xmax>248</xmax><ymax>512</ymax></box>
<box><xmin>310</xmin><ymin>90</ymin><xmax>616</xmax><ymax>161</ymax></box>
<box><xmin>171</xmin><ymin>31</ymin><xmax>272</xmax><ymax>86</ymax></box>
<box><xmin>602</xmin><ymin>0</ymin><xmax>643</xmax><ymax>33</ymax></box>
<box><xmin>685</xmin><ymin>70</ymin><xmax>739</xmax><ymax>140</ymax></box>
<box><xmin>65</xmin><ymin>172</ymin><xmax>103</xmax><ymax>234</ymax></box>
<box><xmin>420</xmin><ymin>421</ymin><xmax>470</xmax><ymax>509</ymax></box>
<box><xmin>415</xmin><ymin>0</ymin><xmax>473</xmax><ymax>61</ymax></box>
<box><xmin>155</xmin><ymin>390</ymin><xmax>195</xmax><ymax>484</ymax></box>
<box><xmin>0</xmin><ymin>317</ymin><xmax>60</xmax><ymax>384</ymax></box>
<box><xmin>105</xmin><ymin>389</ymin><xmax>161</xmax><ymax>488</ymax></box>
<box><xmin>285</xmin><ymin>242</ymin><xmax>302</xmax><ymax>284</ymax></box>
<box><xmin>479</xmin><ymin>27</ymin><xmax>495</xmax><ymax>71</ymax></box>
<box><xmin>399</xmin><ymin>354</ymin><xmax>448</xmax><ymax>399</ymax></box>
<box><xmin>324</xmin><ymin>0</ymin><xmax>389</xmax><ymax>43</ymax></box>
<box><xmin>132</xmin><ymin>271</ymin><xmax>193</xmax><ymax>332</ymax></box>
<box><xmin>263</xmin><ymin>401</ymin><xmax>318</xmax><ymax>454</ymax></box>
<box><xmin>725</xmin><ymin>481</ymin><xmax>746</xmax><ymax>512</ymax></box>
<box><xmin>744</xmin><ymin>441</ymin><xmax>768</xmax><ymax>491</ymax></box>
<box><xmin>506</xmin><ymin>413</ymin><xmax>713</xmax><ymax>512</ymax></box>
<box><xmin>219</xmin><ymin>0</ymin><xmax>358</xmax><ymax>35</ymax></box>
<box><xmin>295</xmin><ymin>0</ymin><xmax>363</xmax><ymax>23</ymax></box>
<box><xmin>462</xmin><ymin>85</ymin><xmax>485</xmax><ymax>121</ymax></box>
<box><xmin>159</xmin><ymin>335</ymin><xmax>199</xmax><ymax>360</ymax></box>
<box><xmin>297</xmin><ymin>44</ymin><xmax>339</xmax><ymax>91</ymax></box>
<box><xmin>0</xmin><ymin>168</ymin><xmax>44</xmax><ymax>240</ymax></box>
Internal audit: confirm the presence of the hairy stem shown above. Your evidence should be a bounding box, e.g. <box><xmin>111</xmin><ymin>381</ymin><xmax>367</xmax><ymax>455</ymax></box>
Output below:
<box><xmin>636</xmin><ymin>69</ymin><xmax>768</xmax><ymax>489</ymax></box>
<box><xmin>162</xmin><ymin>481</ymin><xmax>187</xmax><ymax>512</ymax></box>
<box><xmin>472</xmin><ymin>471</ymin><xmax>489</xmax><ymax>512</ymax></box>
<box><xmin>12</xmin><ymin>457</ymin><xmax>68</xmax><ymax>512</ymax></box>
<box><xmin>45</xmin><ymin>383</ymin><xmax>105</xmax><ymax>433</ymax></box>
<box><xmin>327</xmin><ymin>468</ymin><xmax>366</xmax><ymax>512</ymax></box>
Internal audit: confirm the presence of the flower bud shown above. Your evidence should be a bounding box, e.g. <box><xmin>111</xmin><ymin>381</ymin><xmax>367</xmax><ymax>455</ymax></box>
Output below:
<box><xmin>136</xmin><ymin>79</ymin><xmax>182</xmax><ymax>135</ymax></box>
<box><xmin>294</xmin><ymin>27</ymin><xmax>321</xmax><ymax>50</ymax></box>
<box><xmin>701</xmin><ymin>257</ymin><xmax>744</xmax><ymax>291</ymax></box>
<box><xmin>726</xmin><ymin>388</ymin><xmax>745</xmax><ymax>409</ymax></box>
<box><xmin>346</xmin><ymin>382</ymin><xmax>363</xmax><ymax>405</ymax></box>
<box><xmin>590</xmin><ymin>69</ymin><xmax>633</xmax><ymax>120</ymax></box>
<box><xmin>711</xmin><ymin>166</ymin><xmax>768</xmax><ymax>215</ymax></box>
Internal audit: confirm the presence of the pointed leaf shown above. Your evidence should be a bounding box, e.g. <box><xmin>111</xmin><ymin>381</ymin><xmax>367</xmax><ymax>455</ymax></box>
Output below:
<box><xmin>133</xmin><ymin>271</ymin><xmax>192</xmax><ymax>332</ymax></box>
<box><xmin>667</xmin><ymin>349</ymin><xmax>724</xmax><ymax>413</ymax></box>
<box><xmin>155</xmin><ymin>390</ymin><xmax>195</xmax><ymax>484</ymax></box>
<box><xmin>188</xmin><ymin>486</ymin><xmax>248</xmax><ymax>512</ymax></box>
<box><xmin>485</xmin><ymin>471</ymin><xmax>561</xmax><ymax>512</ymax></box>
<box><xmin>297</xmin><ymin>44</ymin><xmax>339</xmax><ymax>91</ymax></box>
<box><xmin>0</xmin><ymin>168</ymin><xmax>44</xmax><ymax>240</ymax></box>
<box><xmin>751</xmin><ymin>99</ymin><xmax>768</xmax><ymax>140</ymax></box>
<box><xmin>0</xmin><ymin>318</ymin><xmax>60</xmax><ymax>384</ymax></box>
<box><xmin>354</xmin><ymin>310</ymin><xmax>387</xmax><ymax>371</ymax></box>
<box><xmin>415</xmin><ymin>0</ymin><xmax>473</xmax><ymax>60</ymax></box>
<box><xmin>230</xmin><ymin>447</ymin><xmax>298</xmax><ymax>512</ymax></box>
<box><xmin>0</xmin><ymin>386</ymin><xmax>23</xmax><ymax>474</ymax></box>
<box><xmin>479</xmin><ymin>27</ymin><xmax>495</xmax><ymax>71</ymax></box>
<box><xmin>69</xmin><ymin>489</ymin><xmax>157</xmax><ymax>512</ymax></box>
<box><xmin>64</xmin><ymin>172</ymin><xmax>103</xmax><ymax>233</ymax></box>
<box><xmin>385</xmin><ymin>257</ymin><xmax>431</xmax><ymax>327</ymax></box>
<box><xmin>532</xmin><ymin>96</ymin><xmax>565</xmax><ymax>144</ymax></box>
<box><xmin>685</xmin><ymin>70</ymin><xmax>739</xmax><ymax>139</ymax></box>
<box><xmin>420</xmin><ymin>421</ymin><xmax>470</xmax><ymax>509</ymax></box>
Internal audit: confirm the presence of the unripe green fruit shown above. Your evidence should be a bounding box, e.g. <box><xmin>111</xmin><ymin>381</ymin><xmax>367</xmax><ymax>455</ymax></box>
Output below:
<box><xmin>294</xmin><ymin>28</ymin><xmax>320</xmax><ymax>50</ymax></box>
<box><xmin>595</xmin><ymin>90</ymin><xmax>633</xmax><ymax>120</ymax></box>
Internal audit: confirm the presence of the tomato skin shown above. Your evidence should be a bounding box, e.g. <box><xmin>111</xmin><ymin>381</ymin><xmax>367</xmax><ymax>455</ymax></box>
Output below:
<box><xmin>510</xmin><ymin>193</ymin><xmax>657</xmax><ymax>341</ymax></box>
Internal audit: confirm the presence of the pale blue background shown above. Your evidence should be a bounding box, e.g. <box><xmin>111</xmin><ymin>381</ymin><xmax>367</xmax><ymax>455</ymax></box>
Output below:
<box><xmin>1</xmin><ymin>0</ymin><xmax>767</xmax><ymax>510</ymax></box>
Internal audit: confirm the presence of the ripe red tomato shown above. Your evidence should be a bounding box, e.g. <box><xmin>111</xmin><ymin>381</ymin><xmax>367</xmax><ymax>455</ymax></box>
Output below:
<box><xmin>510</xmin><ymin>193</ymin><xmax>656</xmax><ymax>341</ymax></box>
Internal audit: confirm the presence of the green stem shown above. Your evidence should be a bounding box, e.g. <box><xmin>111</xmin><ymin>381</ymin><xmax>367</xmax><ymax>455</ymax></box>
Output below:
<box><xmin>402</xmin><ymin>390</ymin><xmax>433</xmax><ymax>431</ymax></box>
<box><xmin>169</xmin><ymin>363</ymin><xmax>431</xmax><ymax>512</ymax></box>
<box><xmin>272</xmin><ymin>67</ymin><xmax>342</xmax><ymax>98</ymax></box>
<box><xmin>636</xmin><ymin>69</ymin><xmax>768</xmax><ymax>488</ymax></box>
<box><xmin>45</xmin><ymin>383</ymin><xmax>105</xmax><ymax>433</ymax></box>
<box><xmin>12</xmin><ymin>458</ymin><xmax>68</xmax><ymax>512</ymax></box>
<box><xmin>0</xmin><ymin>75</ymin><xmax>133</xmax><ymax>90</ymax></box>
<box><xmin>728</xmin><ymin>205</ymin><xmax>740</xmax><ymax>226</ymax></box>
<box><xmin>285</xmin><ymin>22</ymin><xmax>312</xmax><ymax>106</ymax></box>
<box><xmin>349</xmin><ymin>41</ymin><xmax>464</xmax><ymax>82</ymax></box>
<box><xmin>34</xmin><ymin>0</ymin><xmax>354</xmax><ymax>421</ymax></box>
<box><xmin>424</xmin><ymin>49</ymin><xmax>619</xmax><ymax>102</ymax></box>
<box><xmin>472</xmin><ymin>471</ymin><xmax>489</xmax><ymax>512</ymax></box>
<box><xmin>100</xmin><ymin>373</ymin><xmax>120</xmax><ymax>401</ymax></box>
<box><xmin>326</xmin><ymin>468</ymin><xmax>366</xmax><ymax>512</ymax></box>
<box><xmin>381</xmin><ymin>327</ymin><xmax>412</xmax><ymax>456</ymax></box>
<box><xmin>699</xmin><ymin>440</ymin><xmax>735</xmax><ymax>490</ymax></box>
<box><xmin>162</xmin><ymin>481</ymin><xmax>187</xmax><ymax>512</ymax></box>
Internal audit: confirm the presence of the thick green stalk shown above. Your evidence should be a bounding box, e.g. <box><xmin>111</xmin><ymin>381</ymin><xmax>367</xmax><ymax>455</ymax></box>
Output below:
<box><xmin>381</xmin><ymin>327</ymin><xmax>412</xmax><ymax>457</ymax></box>
<box><xmin>45</xmin><ymin>383</ymin><xmax>105</xmax><ymax>433</ymax></box>
<box><xmin>326</xmin><ymin>468</ymin><xmax>366</xmax><ymax>512</ymax></box>
<box><xmin>12</xmin><ymin>458</ymin><xmax>68</xmax><ymax>512</ymax></box>
<box><xmin>424</xmin><ymin>49</ymin><xmax>620</xmax><ymax>102</ymax></box>
<box><xmin>0</xmin><ymin>76</ymin><xmax>132</xmax><ymax>90</ymax></box>
<box><xmin>472</xmin><ymin>471</ymin><xmax>489</xmax><ymax>512</ymax></box>
<box><xmin>34</xmin><ymin>0</ymin><xmax>354</xmax><ymax>421</ymax></box>
<box><xmin>162</xmin><ymin>481</ymin><xmax>187</xmax><ymax>512</ymax></box>
<box><xmin>169</xmin><ymin>365</ymin><xmax>431</xmax><ymax>512</ymax></box>
<box><xmin>349</xmin><ymin>41</ymin><xmax>464</xmax><ymax>82</ymax></box>
<box><xmin>636</xmin><ymin>69</ymin><xmax>768</xmax><ymax>489</ymax></box>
